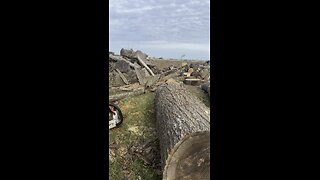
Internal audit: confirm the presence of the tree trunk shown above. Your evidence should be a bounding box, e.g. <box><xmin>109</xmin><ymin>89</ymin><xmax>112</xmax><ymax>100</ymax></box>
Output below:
<box><xmin>109</xmin><ymin>54</ymin><xmax>140</xmax><ymax>69</ymax></box>
<box><xmin>183</xmin><ymin>78</ymin><xmax>202</xmax><ymax>86</ymax></box>
<box><xmin>109</xmin><ymin>87</ymin><xmax>145</xmax><ymax>102</ymax></box>
<box><xmin>155</xmin><ymin>82</ymin><xmax>210</xmax><ymax>180</ymax></box>
<box><xmin>201</xmin><ymin>82</ymin><xmax>210</xmax><ymax>96</ymax></box>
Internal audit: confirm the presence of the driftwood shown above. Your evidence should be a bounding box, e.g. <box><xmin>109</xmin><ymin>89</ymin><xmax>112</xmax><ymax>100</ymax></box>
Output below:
<box><xmin>115</xmin><ymin>69</ymin><xmax>129</xmax><ymax>85</ymax></box>
<box><xmin>201</xmin><ymin>82</ymin><xmax>210</xmax><ymax>96</ymax></box>
<box><xmin>109</xmin><ymin>87</ymin><xmax>145</xmax><ymax>102</ymax></box>
<box><xmin>137</xmin><ymin>55</ymin><xmax>155</xmax><ymax>76</ymax></box>
<box><xmin>155</xmin><ymin>82</ymin><xmax>210</xmax><ymax>180</ymax></box>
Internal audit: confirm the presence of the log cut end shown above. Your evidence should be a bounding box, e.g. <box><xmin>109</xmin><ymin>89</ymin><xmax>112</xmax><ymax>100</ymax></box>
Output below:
<box><xmin>163</xmin><ymin>131</ymin><xmax>210</xmax><ymax>180</ymax></box>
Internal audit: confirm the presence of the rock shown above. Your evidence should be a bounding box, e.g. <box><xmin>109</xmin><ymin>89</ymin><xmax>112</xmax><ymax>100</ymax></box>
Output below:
<box><xmin>115</xmin><ymin>60</ymin><xmax>131</xmax><ymax>73</ymax></box>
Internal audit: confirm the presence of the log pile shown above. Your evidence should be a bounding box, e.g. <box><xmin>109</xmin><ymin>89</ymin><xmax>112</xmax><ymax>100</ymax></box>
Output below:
<box><xmin>155</xmin><ymin>82</ymin><xmax>210</xmax><ymax>180</ymax></box>
<box><xmin>108</xmin><ymin>48</ymin><xmax>211</xmax><ymax>101</ymax></box>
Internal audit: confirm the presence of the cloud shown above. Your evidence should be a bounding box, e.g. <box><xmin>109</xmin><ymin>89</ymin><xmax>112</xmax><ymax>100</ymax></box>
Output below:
<box><xmin>109</xmin><ymin>0</ymin><xmax>210</xmax><ymax>60</ymax></box>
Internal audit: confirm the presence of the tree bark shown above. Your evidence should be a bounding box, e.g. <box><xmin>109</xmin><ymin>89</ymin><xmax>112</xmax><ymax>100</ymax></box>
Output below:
<box><xmin>109</xmin><ymin>87</ymin><xmax>145</xmax><ymax>102</ymax></box>
<box><xmin>137</xmin><ymin>55</ymin><xmax>155</xmax><ymax>76</ymax></box>
<box><xmin>201</xmin><ymin>82</ymin><xmax>210</xmax><ymax>96</ymax></box>
<box><xmin>183</xmin><ymin>78</ymin><xmax>202</xmax><ymax>86</ymax></box>
<box><xmin>115</xmin><ymin>69</ymin><xmax>129</xmax><ymax>85</ymax></box>
<box><xmin>134</xmin><ymin>66</ymin><xmax>145</xmax><ymax>85</ymax></box>
<box><xmin>109</xmin><ymin>54</ymin><xmax>140</xmax><ymax>69</ymax></box>
<box><xmin>155</xmin><ymin>82</ymin><xmax>210</xmax><ymax>180</ymax></box>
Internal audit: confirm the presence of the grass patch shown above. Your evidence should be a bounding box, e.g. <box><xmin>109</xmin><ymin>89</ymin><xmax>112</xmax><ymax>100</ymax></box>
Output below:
<box><xmin>109</xmin><ymin>86</ymin><xmax>209</xmax><ymax>179</ymax></box>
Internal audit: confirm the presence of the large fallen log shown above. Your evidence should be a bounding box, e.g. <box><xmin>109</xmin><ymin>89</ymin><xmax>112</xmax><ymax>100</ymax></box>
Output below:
<box><xmin>109</xmin><ymin>87</ymin><xmax>145</xmax><ymax>102</ymax></box>
<box><xmin>155</xmin><ymin>82</ymin><xmax>210</xmax><ymax>180</ymax></box>
<box><xmin>183</xmin><ymin>78</ymin><xmax>202</xmax><ymax>86</ymax></box>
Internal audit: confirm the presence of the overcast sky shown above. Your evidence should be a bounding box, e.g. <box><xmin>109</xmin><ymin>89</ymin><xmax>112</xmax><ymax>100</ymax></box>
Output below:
<box><xmin>109</xmin><ymin>0</ymin><xmax>210</xmax><ymax>60</ymax></box>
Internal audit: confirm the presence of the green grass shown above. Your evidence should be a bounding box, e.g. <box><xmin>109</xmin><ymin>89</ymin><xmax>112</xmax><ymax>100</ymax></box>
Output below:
<box><xmin>109</xmin><ymin>92</ymin><xmax>161</xmax><ymax>180</ymax></box>
<box><xmin>108</xmin><ymin>86</ymin><xmax>210</xmax><ymax>180</ymax></box>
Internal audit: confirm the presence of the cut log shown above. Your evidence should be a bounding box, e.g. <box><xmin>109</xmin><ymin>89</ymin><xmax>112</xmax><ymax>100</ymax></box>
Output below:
<box><xmin>109</xmin><ymin>87</ymin><xmax>145</xmax><ymax>102</ymax></box>
<box><xmin>109</xmin><ymin>54</ymin><xmax>140</xmax><ymax>69</ymax></box>
<box><xmin>137</xmin><ymin>55</ymin><xmax>155</xmax><ymax>76</ymax></box>
<box><xmin>155</xmin><ymin>83</ymin><xmax>210</xmax><ymax>180</ymax></box>
<box><xmin>201</xmin><ymin>82</ymin><xmax>210</xmax><ymax>96</ymax></box>
<box><xmin>115</xmin><ymin>69</ymin><xmax>129</xmax><ymax>85</ymax></box>
<box><xmin>161</xmin><ymin>72</ymin><xmax>179</xmax><ymax>82</ymax></box>
<box><xmin>183</xmin><ymin>78</ymin><xmax>201</xmax><ymax>86</ymax></box>
<box><xmin>145</xmin><ymin>74</ymin><xmax>160</xmax><ymax>88</ymax></box>
<box><xmin>134</xmin><ymin>66</ymin><xmax>145</xmax><ymax>85</ymax></box>
<box><xmin>120</xmin><ymin>48</ymin><xmax>135</xmax><ymax>58</ymax></box>
<box><xmin>162</xmin><ymin>68</ymin><xmax>178</xmax><ymax>76</ymax></box>
<box><xmin>109</xmin><ymin>83</ymin><xmax>141</xmax><ymax>91</ymax></box>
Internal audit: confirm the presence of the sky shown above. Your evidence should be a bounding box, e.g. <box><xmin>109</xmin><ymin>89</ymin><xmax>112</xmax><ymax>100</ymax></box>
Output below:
<box><xmin>109</xmin><ymin>0</ymin><xmax>210</xmax><ymax>60</ymax></box>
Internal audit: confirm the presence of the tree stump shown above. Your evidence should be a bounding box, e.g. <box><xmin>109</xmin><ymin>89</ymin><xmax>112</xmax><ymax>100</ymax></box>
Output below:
<box><xmin>155</xmin><ymin>82</ymin><xmax>210</xmax><ymax>180</ymax></box>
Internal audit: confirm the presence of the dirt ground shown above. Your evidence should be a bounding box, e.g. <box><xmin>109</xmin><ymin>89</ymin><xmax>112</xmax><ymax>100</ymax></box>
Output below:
<box><xmin>109</xmin><ymin>85</ymin><xmax>210</xmax><ymax>179</ymax></box>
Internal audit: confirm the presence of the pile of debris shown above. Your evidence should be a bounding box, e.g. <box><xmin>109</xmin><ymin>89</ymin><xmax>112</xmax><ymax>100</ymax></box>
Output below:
<box><xmin>109</xmin><ymin>48</ymin><xmax>210</xmax><ymax>100</ymax></box>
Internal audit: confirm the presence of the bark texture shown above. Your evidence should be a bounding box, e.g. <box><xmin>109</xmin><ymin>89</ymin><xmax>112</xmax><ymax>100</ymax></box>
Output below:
<box><xmin>109</xmin><ymin>87</ymin><xmax>145</xmax><ymax>102</ymax></box>
<box><xmin>201</xmin><ymin>82</ymin><xmax>210</xmax><ymax>96</ymax></box>
<box><xmin>155</xmin><ymin>82</ymin><xmax>210</xmax><ymax>180</ymax></box>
